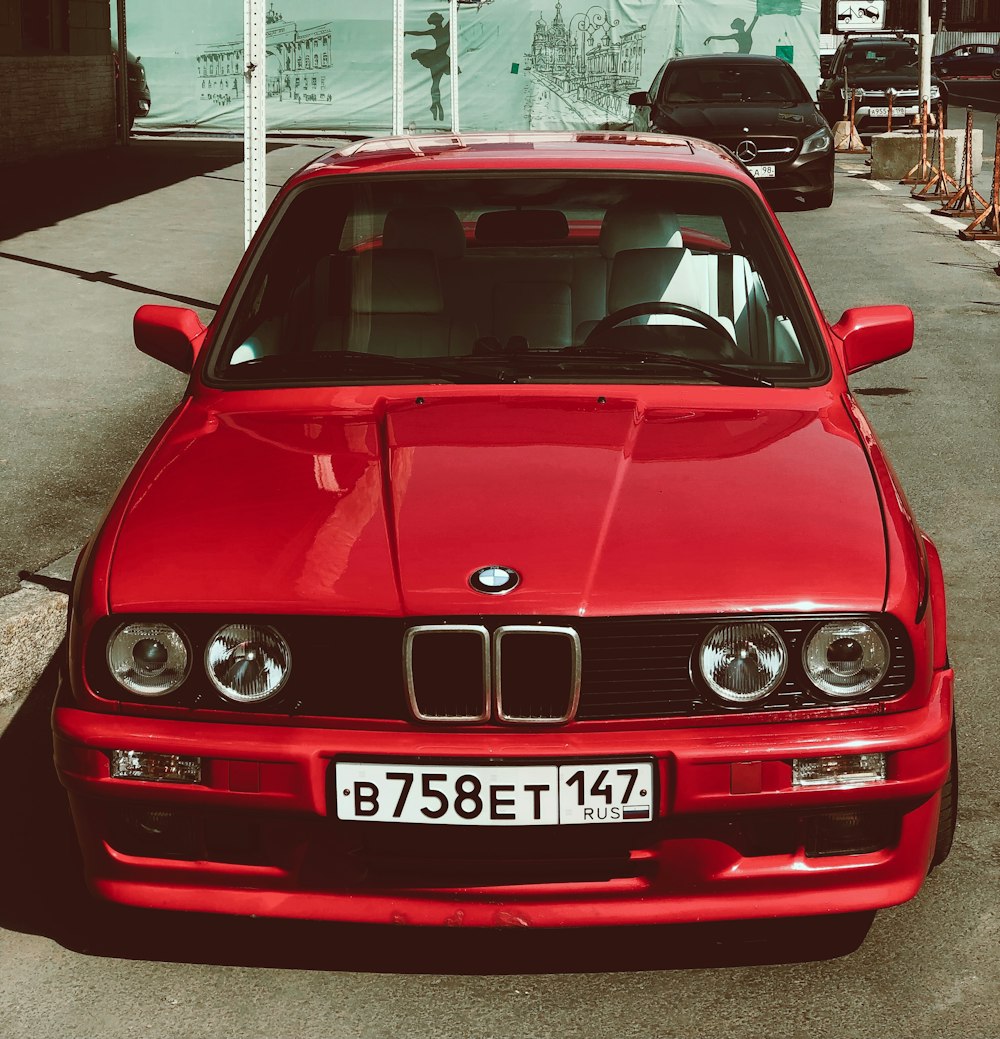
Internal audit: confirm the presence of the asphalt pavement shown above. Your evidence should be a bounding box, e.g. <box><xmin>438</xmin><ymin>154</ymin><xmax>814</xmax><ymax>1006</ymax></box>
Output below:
<box><xmin>0</xmin><ymin>138</ymin><xmax>336</xmax><ymax>700</ymax></box>
<box><xmin>0</xmin><ymin>120</ymin><xmax>999</xmax><ymax>1037</ymax></box>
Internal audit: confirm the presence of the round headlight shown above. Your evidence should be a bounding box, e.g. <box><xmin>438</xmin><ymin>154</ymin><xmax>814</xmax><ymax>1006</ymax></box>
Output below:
<box><xmin>699</xmin><ymin>622</ymin><xmax>788</xmax><ymax>705</ymax></box>
<box><xmin>107</xmin><ymin>622</ymin><xmax>190</xmax><ymax>697</ymax></box>
<box><xmin>205</xmin><ymin>624</ymin><xmax>290</xmax><ymax>703</ymax></box>
<box><xmin>803</xmin><ymin>620</ymin><xmax>889</xmax><ymax>699</ymax></box>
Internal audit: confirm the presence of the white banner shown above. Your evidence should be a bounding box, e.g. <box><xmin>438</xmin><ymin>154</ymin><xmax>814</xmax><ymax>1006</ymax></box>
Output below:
<box><xmin>127</xmin><ymin>0</ymin><xmax>820</xmax><ymax>134</ymax></box>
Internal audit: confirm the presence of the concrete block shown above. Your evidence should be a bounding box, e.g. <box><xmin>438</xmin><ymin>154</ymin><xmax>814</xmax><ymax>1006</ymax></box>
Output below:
<box><xmin>0</xmin><ymin>584</ymin><xmax>67</xmax><ymax>707</ymax></box>
<box><xmin>870</xmin><ymin>129</ymin><xmax>983</xmax><ymax>181</ymax></box>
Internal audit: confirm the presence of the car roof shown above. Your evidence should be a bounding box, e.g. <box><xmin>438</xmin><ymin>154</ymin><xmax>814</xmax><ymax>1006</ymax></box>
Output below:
<box><xmin>843</xmin><ymin>36</ymin><xmax>915</xmax><ymax>46</ymax></box>
<box><xmin>294</xmin><ymin>131</ymin><xmax>750</xmax><ymax>184</ymax></box>
<box><xmin>660</xmin><ymin>54</ymin><xmax>793</xmax><ymax>67</ymax></box>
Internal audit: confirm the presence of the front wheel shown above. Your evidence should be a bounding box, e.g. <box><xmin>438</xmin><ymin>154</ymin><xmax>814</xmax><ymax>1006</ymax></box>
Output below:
<box><xmin>991</xmin><ymin>66</ymin><xmax>1000</xmax><ymax>80</ymax></box>
<box><xmin>931</xmin><ymin>723</ymin><xmax>958</xmax><ymax>869</ymax></box>
<box><xmin>807</xmin><ymin>185</ymin><xmax>834</xmax><ymax>209</ymax></box>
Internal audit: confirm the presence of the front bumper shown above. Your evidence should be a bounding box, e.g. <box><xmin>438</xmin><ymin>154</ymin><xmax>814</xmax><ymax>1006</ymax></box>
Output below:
<box><xmin>747</xmin><ymin>148</ymin><xmax>834</xmax><ymax>198</ymax></box>
<box><xmin>54</xmin><ymin>668</ymin><xmax>953</xmax><ymax>927</ymax></box>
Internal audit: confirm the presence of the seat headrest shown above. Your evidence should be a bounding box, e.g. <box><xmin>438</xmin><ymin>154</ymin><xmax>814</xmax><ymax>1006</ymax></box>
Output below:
<box><xmin>599</xmin><ymin>200</ymin><xmax>683</xmax><ymax>257</ymax></box>
<box><xmin>382</xmin><ymin>206</ymin><xmax>466</xmax><ymax>259</ymax></box>
<box><xmin>352</xmin><ymin>249</ymin><xmax>444</xmax><ymax>314</ymax></box>
<box><xmin>475</xmin><ymin>209</ymin><xmax>569</xmax><ymax>244</ymax></box>
<box><xmin>607</xmin><ymin>247</ymin><xmax>693</xmax><ymax>313</ymax></box>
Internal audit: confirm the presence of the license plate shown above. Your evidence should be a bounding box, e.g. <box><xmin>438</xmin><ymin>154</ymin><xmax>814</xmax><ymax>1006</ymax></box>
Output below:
<box><xmin>868</xmin><ymin>106</ymin><xmax>916</xmax><ymax>118</ymax></box>
<box><xmin>749</xmin><ymin>164</ymin><xmax>775</xmax><ymax>179</ymax></box>
<box><xmin>334</xmin><ymin>760</ymin><xmax>656</xmax><ymax>826</ymax></box>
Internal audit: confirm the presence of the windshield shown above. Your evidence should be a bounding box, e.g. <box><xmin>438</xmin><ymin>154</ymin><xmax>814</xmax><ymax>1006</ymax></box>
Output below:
<box><xmin>843</xmin><ymin>42</ymin><xmax>917</xmax><ymax>74</ymax></box>
<box><xmin>660</xmin><ymin>63</ymin><xmax>809</xmax><ymax>104</ymax></box>
<box><xmin>209</xmin><ymin>172</ymin><xmax>825</xmax><ymax>388</ymax></box>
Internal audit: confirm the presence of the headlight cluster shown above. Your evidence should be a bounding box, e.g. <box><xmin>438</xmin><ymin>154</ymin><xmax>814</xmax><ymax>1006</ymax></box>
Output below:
<box><xmin>697</xmin><ymin>619</ymin><xmax>890</xmax><ymax>707</ymax></box>
<box><xmin>801</xmin><ymin>128</ymin><xmax>833</xmax><ymax>155</ymax></box>
<box><xmin>107</xmin><ymin>622</ymin><xmax>291</xmax><ymax>703</ymax></box>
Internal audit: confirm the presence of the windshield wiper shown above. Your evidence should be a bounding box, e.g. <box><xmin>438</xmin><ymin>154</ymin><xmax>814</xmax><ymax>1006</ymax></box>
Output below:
<box><xmin>556</xmin><ymin>347</ymin><xmax>774</xmax><ymax>387</ymax></box>
<box><xmin>229</xmin><ymin>351</ymin><xmax>492</xmax><ymax>384</ymax></box>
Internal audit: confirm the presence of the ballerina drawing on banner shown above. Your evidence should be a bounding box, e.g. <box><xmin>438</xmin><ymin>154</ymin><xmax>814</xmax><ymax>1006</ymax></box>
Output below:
<box><xmin>405</xmin><ymin>12</ymin><xmax>457</xmax><ymax>122</ymax></box>
<box><xmin>704</xmin><ymin>14</ymin><xmax>760</xmax><ymax>53</ymax></box>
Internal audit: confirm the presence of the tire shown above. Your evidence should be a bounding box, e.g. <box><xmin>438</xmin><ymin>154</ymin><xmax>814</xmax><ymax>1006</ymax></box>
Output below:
<box><xmin>992</xmin><ymin>66</ymin><xmax>1000</xmax><ymax>81</ymax></box>
<box><xmin>807</xmin><ymin>185</ymin><xmax>834</xmax><ymax>210</ymax></box>
<box><xmin>931</xmin><ymin>723</ymin><xmax>958</xmax><ymax>869</ymax></box>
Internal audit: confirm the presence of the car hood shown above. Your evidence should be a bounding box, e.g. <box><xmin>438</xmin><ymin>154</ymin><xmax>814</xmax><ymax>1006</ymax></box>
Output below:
<box><xmin>108</xmin><ymin>394</ymin><xmax>887</xmax><ymax>616</ymax></box>
<box><xmin>658</xmin><ymin>102</ymin><xmax>820</xmax><ymax>138</ymax></box>
<box><xmin>828</xmin><ymin>70</ymin><xmax>944</xmax><ymax>89</ymax></box>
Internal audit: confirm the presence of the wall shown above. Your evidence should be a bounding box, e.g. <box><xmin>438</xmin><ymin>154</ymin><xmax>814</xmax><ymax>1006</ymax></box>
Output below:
<box><xmin>0</xmin><ymin>0</ymin><xmax>115</xmax><ymax>165</ymax></box>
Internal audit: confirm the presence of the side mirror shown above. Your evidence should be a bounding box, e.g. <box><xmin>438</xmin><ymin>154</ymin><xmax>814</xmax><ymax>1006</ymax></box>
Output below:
<box><xmin>831</xmin><ymin>305</ymin><xmax>913</xmax><ymax>375</ymax></box>
<box><xmin>628</xmin><ymin>90</ymin><xmax>649</xmax><ymax>107</ymax></box>
<box><xmin>134</xmin><ymin>305</ymin><xmax>207</xmax><ymax>374</ymax></box>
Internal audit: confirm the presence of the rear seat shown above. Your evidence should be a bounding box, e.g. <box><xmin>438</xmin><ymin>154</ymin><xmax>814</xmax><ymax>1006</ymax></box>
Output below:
<box><xmin>318</xmin><ymin>248</ymin><xmax>474</xmax><ymax>356</ymax></box>
<box><xmin>312</xmin><ymin>203</ymin><xmax>791</xmax><ymax>361</ymax></box>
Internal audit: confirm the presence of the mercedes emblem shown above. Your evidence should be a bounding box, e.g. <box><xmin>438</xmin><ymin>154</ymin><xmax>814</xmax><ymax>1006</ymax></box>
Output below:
<box><xmin>736</xmin><ymin>140</ymin><xmax>758</xmax><ymax>162</ymax></box>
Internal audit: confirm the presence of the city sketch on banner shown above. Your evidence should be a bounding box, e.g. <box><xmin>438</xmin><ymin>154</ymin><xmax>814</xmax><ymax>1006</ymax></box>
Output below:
<box><xmin>197</xmin><ymin>4</ymin><xmax>333</xmax><ymax>108</ymax></box>
<box><xmin>523</xmin><ymin>2</ymin><xmax>646</xmax><ymax>129</ymax></box>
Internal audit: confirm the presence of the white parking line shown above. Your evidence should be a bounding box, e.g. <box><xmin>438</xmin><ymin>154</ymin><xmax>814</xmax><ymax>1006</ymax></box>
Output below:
<box><xmin>868</xmin><ymin>180</ymin><xmax>893</xmax><ymax>192</ymax></box>
<box><xmin>905</xmin><ymin>201</ymin><xmax>1000</xmax><ymax>261</ymax></box>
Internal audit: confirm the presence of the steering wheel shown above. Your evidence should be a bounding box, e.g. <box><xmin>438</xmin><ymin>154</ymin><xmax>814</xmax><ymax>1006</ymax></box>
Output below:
<box><xmin>584</xmin><ymin>301</ymin><xmax>735</xmax><ymax>348</ymax></box>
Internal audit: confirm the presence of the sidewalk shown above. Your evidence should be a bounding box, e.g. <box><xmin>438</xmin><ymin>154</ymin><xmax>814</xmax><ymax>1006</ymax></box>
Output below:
<box><xmin>0</xmin><ymin>137</ymin><xmax>336</xmax><ymax>704</ymax></box>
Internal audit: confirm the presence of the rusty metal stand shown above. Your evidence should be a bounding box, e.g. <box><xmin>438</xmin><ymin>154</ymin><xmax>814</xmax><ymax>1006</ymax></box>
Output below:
<box><xmin>959</xmin><ymin>120</ymin><xmax>1000</xmax><ymax>241</ymax></box>
<box><xmin>900</xmin><ymin>102</ymin><xmax>932</xmax><ymax>184</ymax></box>
<box><xmin>835</xmin><ymin>88</ymin><xmax>867</xmax><ymax>154</ymax></box>
<box><xmin>886</xmin><ymin>91</ymin><xmax>894</xmax><ymax>135</ymax></box>
<box><xmin>912</xmin><ymin>103</ymin><xmax>959</xmax><ymax>201</ymax></box>
<box><xmin>933</xmin><ymin>107</ymin><xmax>987</xmax><ymax>217</ymax></box>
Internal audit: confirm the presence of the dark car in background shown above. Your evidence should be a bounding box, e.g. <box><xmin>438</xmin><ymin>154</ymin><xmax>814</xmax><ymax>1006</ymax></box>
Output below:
<box><xmin>629</xmin><ymin>54</ymin><xmax>834</xmax><ymax>209</ymax></box>
<box><xmin>113</xmin><ymin>44</ymin><xmax>151</xmax><ymax>130</ymax></box>
<box><xmin>818</xmin><ymin>33</ymin><xmax>948</xmax><ymax>134</ymax></box>
<box><xmin>932</xmin><ymin>43</ymin><xmax>1000</xmax><ymax>80</ymax></box>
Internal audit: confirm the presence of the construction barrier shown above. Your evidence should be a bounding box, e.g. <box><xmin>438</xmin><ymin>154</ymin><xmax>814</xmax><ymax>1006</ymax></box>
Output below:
<box><xmin>959</xmin><ymin>119</ymin><xmax>1000</xmax><ymax>241</ymax></box>
<box><xmin>834</xmin><ymin>86</ymin><xmax>866</xmax><ymax>154</ymax></box>
<box><xmin>932</xmin><ymin>107</ymin><xmax>987</xmax><ymax>218</ymax></box>
<box><xmin>911</xmin><ymin>103</ymin><xmax>960</xmax><ymax>202</ymax></box>
<box><xmin>900</xmin><ymin>102</ymin><xmax>932</xmax><ymax>185</ymax></box>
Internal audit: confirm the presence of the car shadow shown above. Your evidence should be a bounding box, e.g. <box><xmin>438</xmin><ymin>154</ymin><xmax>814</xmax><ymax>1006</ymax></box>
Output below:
<box><xmin>0</xmin><ymin>139</ymin><xmax>293</xmax><ymax>241</ymax></box>
<box><xmin>0</xmin><ymin>653</ymin><xmax>874</xmax><ymax>974</ymax></box>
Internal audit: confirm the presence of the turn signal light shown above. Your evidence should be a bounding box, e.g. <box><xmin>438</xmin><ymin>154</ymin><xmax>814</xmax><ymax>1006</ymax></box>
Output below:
<box><xmin>109</xmin><ymin>749</ymin><xmax>203</xmax><ymax>784</ymax></box>
<box><xmin>792</xmin><ymin>753</ymin><xmax>886</xmax><ymax>787</ymax></box>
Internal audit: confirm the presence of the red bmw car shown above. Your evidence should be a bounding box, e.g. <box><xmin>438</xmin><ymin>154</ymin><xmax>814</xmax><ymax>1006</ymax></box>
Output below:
<box><xmin>53</xmin><ymin>132</ymin><xmax>956</xmax><ymax>929</ymax></box>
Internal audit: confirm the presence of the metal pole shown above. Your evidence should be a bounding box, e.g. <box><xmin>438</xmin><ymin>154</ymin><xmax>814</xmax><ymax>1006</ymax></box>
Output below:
<box><xmin>244</xmin><ymin>0</ymin><xmax>267</xmax><ymax>248</ymax></box>
<box><xmin>918</xmin><ymin>0</ymin><xmax>931</xmax><ymax>125</ymax></box>
<box><xmin>449</xmin><ymin>0</ymin><xmax>460</xmax><ymax>133</ymax></box>
<box><xmin>392</xmin><ymin>0</ymin><xmax>405</xmax><ymax>134</ymax></box>
<box><xmin>116</xmin><ymin>0</ymin><xmax>128</xmax><ymax>145</ymax></box>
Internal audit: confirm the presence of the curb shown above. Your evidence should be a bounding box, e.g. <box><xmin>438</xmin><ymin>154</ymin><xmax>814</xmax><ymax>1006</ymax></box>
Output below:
<box><xmin>0</xmin><ymin>549</ymin><xmax>78</xmax><ymax>713</ymax></box>
<box><xmin>0</xmin><ymin>583</ymin><xmax>67</xmax><ymax>708</ymax></box>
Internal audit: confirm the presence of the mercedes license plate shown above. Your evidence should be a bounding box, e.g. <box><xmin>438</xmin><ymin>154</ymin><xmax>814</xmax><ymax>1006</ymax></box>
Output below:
<box><xmin>334</xmin><ymin>760</ymin><xmax>656</xmax><ymax>826</ymax></box>
<box><xmin>749</xmin><ymin>164</ymin><xmax>775</xmax><ymax>179</ymax></box>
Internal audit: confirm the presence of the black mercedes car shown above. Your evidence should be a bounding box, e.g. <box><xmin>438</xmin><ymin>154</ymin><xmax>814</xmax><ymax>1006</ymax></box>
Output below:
<box><xmin>629</xmin><ymin>55</ymin><xmax>834</xmax><ymax>209</ymax></box>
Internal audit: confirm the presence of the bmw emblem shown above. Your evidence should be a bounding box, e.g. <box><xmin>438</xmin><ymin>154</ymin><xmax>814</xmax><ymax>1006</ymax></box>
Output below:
<box><xmin>469</xmin><ymin>566</ymin><xmax>521</xmax><ymax>595</ymax></box>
